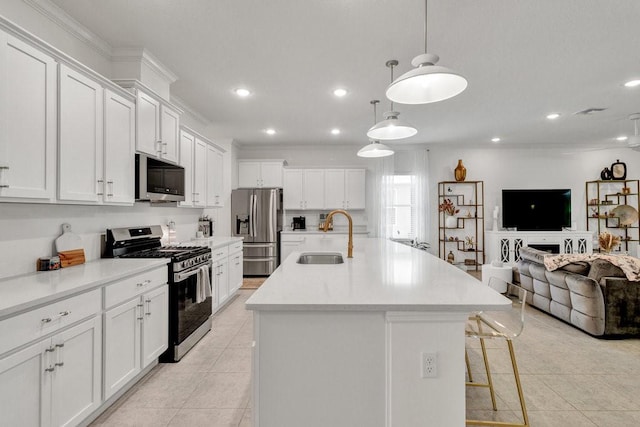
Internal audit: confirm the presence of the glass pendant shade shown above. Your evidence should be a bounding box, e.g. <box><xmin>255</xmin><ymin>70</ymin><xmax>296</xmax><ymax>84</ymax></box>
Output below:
<box><xmin>357</xmin><ymin>141</ymin><xmax>394</xmax><ymax>158</ymax></box>
<box><xmin>366</xmin><ymin>111</ymin><xmax>418</xmax><ymax>140</ymax></box>
<box><xmin>629</xmin><ymin>114</ymin><xmax>640</xmax><ymax>151</ymax></box>
<box><xmin>386</xmin><ymin>53</ymin><xmax>468</xmax><ymax>105</ymax></box>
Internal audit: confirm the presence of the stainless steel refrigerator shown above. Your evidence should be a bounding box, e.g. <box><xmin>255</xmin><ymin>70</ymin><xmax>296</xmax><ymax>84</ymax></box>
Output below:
<box><xmin>231</xmin><ymin>188</ymin><xmax>283</xmax><ymax>276</ymax></box>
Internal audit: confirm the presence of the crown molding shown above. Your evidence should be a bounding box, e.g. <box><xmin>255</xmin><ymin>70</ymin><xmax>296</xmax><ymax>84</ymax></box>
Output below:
<box><xmin>112</xmin><ymin>47</ymin><xmax>178</xmax><ymax>84</ymax></box>
<box><xmin>22</xmin><ymin>0</ymin><xmax>112</xmax><ymax>58</ymax></box>
<box><xmin>170</xmin><ymin>96</ymin><xmax>211</xmax><ymax>126</ymax></box>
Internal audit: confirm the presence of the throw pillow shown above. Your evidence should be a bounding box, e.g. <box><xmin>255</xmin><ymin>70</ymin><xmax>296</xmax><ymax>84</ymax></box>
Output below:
<box><xmin>587</xmin><ymin>259</ymin><xmax>626</xmax><ymax>283</ymax></box>
<box><xmin>560</xmin><ymin>261</ymin><xmax>590</xmax><ymax>276</ymax></box>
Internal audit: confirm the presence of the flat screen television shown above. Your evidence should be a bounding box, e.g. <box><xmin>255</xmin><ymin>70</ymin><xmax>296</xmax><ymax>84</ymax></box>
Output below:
<box><xmin>502</xmin><ymin>189</ymin><xmax>571</xmax><ymax>231</ymax></box>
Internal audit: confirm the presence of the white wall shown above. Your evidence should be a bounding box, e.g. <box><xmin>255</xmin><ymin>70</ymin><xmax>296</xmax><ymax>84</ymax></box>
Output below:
<box><xmin>428</xmin><ymin>145</ymin><xmax>639</xmax><ymax>253</ymax></box>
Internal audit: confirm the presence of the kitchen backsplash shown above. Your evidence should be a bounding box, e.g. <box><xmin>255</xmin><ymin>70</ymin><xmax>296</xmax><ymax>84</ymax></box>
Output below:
<box><xmin>0</xmin><ymin>203</ymin><xmax>214</xmax><ymax>279</ymax></box>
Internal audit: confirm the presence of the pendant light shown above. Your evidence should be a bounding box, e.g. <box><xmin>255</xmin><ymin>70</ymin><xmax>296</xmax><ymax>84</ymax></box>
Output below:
<box><xmin>358</xmin><ymin>100</ymin><xmax>394</xmax><ymax>158</ymax></box>
<box><xmin>367</xmin><ymin>60</ymin><xmax>418</xmax><ymax>140</ymax></box>
<box><xmin>628</xmin><ymin>113</ymin><xmax>640</xmax><ymax>151</ymax></box>
<box><xmin>386</xmin><ymin>0</ymin><xmax>468</xmax><ymax>105</ymax></box>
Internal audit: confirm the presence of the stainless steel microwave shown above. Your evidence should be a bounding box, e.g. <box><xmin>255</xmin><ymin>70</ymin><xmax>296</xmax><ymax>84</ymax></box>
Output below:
<box><xmin>135</xmin><ymin>154</ymin><xmax>186</xmax><ymax>202</ymax></box>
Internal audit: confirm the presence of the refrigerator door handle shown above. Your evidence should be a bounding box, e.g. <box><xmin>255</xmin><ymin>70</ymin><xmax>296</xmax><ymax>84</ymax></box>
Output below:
<box><xmin>250</xmin><ymin>194</ymin><xmax>258</xmax><ymax>237</ymax></box>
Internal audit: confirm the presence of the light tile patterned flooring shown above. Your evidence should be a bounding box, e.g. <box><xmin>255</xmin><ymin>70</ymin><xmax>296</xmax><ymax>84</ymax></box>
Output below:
<box><xmin>93</xmin><ymin>289</ymin><xmax>640</xmax><ymax>426</ymax></box>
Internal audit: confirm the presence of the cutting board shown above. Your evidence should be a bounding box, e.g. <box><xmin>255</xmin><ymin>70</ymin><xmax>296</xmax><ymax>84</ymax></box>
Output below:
<box><xmin>55</xmin><ymin>223</ymin><xmax>85</xmax><ymax>267</ymax></box>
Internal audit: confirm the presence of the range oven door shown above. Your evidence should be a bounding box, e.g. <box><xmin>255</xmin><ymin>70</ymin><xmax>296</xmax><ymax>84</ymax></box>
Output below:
<box><xmin>168</xmin><ymin>261</ymin><xmax>213</xmax><ymax>348</ymax></box>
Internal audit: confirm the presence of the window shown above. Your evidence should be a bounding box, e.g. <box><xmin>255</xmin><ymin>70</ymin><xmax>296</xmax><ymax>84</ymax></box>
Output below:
<box><xmin>390</xmin><ymin>175</ymin><xmax>416</xmax><ymax>239</ymax></box>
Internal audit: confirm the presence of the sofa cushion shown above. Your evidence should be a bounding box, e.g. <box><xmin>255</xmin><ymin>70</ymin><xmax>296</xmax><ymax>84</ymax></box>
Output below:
<box><xmin>519</xmin><ymin>247</ymin><xmax>548</xmax><ymax>264</ymax></box>
<box><xmin>588</xmin><ymin>259</ymin><xmax>626</xmax><ymax>283</ymax></box>
<box><xmin>560</xmin><ymin>261</ymin><xmax>591</xmax><ymax>276</ymax></box>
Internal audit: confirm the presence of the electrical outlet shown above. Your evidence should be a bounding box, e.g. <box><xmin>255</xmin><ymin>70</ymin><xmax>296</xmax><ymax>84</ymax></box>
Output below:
<box><xmin>421</xmin><ymin>352</ymin><xmax>437</xmax><ymax>378</ymax></box>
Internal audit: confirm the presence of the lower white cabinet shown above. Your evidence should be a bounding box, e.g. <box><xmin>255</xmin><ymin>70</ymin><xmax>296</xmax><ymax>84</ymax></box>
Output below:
<box><xmin>103</xmin><ymin>283</ymin><xmax>168</xmax><ymax>400</ymax></box>
<box><xmin>0</xmin><ymin>316</ymin><xmax>101</xmax><ymax>427</ymax></box>
<box><xmin>228</xmin><ymin>246</ymin><xmax>243</xmax><ymax>296</ymax></box>
<box><xmin>213</xmin><ymin>247</ymin><xmax>229</xmax><ymax>313</ymax></box>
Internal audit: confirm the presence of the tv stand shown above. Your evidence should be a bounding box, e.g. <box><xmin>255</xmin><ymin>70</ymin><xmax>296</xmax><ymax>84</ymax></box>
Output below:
<box><xmin>486</xmin><ymin>230</ymin><xmax>593</xmax><ymax>264</ymax></box>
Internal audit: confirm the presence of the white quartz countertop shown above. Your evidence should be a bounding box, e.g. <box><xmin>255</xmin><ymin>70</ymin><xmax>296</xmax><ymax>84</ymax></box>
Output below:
<box><xmin>190</xmin><ymin>236</ymin><xmax>243</xmax><ymax>248</ymax></box>
<box><xmin>246</xmin><ymin>238</ymin><xmax>510</xmax><ymax>312</ymax></box>
<box><xmin>0</xmin><ymin>258</ymin><xmax>168</xmax><ymax>318</ymax></box>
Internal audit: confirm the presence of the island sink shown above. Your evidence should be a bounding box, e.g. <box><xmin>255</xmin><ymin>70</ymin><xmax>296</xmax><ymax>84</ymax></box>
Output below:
<box><xmin>296</xmin><ymin>252</ymin><xmax>344</xmax><ymax>264</ymax></box>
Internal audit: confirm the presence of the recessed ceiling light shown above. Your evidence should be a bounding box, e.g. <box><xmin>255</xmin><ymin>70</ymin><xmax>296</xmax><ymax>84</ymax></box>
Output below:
<box><xmin>491</xmin><ymin>137</ymin><xmax>501</xmax><ymax>143</ymax></box>
<box><xmin>624</xmin><ymin>79</ymin><xmax>640</xmax><ymax>88</ymax></box>
<box><xmin>265</xmin><ymin>128</ymin><xmax>276</xmax><ymax>135</ymax></box>
<box><xmin>333</xmin><ymin>88</ymin><xmax>348</xmax><ymax>97</ymax></box>
<box><xmin>234</xmin><ymin>88</ymin><xmax>251</xmax><ymax>97</ymax></box>
<box><xmin>617</xmin><ymin>136</ymin><xmax>629</xmax><ymax>141</ymax></box>
<box><xmin>331</xmin><ymin>128</ymin><xmax>341</xmax><ymax>135</ymax></box>
<box><xmin>546</xmin><ymin>113</ymin><xmax>561</xmax><ymax>120</ymax></box>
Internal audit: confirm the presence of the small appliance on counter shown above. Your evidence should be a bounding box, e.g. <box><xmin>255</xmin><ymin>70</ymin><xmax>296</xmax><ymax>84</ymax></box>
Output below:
<box><xmin>198</xmin><ymin>216</ymin><xmax>213</xmax><ymax>237</ymax></box>
<box><xmin>319</xmin><ymin>213</ymin><xmax>333</xmax><ymax>230</ymax></box>
<box><xmin>292</xmin><ymin>216</ymin><xmax>306</xmax><ymax>230</ymax></box>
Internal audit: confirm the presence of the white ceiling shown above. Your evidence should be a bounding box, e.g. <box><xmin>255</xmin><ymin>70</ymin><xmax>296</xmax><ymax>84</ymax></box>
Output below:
<box><xmin>50</xmin><ymin>0</ymin><xmax>640</xmax><ymax>150</ymax></box>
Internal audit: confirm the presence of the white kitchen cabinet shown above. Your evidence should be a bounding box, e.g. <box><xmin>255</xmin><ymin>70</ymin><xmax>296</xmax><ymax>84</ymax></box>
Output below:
<box><xmin>103</xmin><ymin>89</ymin><xmax>135</xmax><ymax>205</ymax></box>
<box><xmin>160</xmin><ymin>105</ymin><xmax>180</xmax><ymax>163</ymax></box>
<box><xmin>228</xmin><ymin>243</ymin><xmax>243</xmax><ymax>295</ymax></box>
<box><xmin>212</xmin><ymin>246</ymin><xmax>229</xmax><ymax>313</ymax></box>
<box><xmin>0</xmin><ymin>32</ymin><xmax>57</xmax><ymax>202</ymax></box>
<box><xmin>132</xmin><ymin>85</ymin><xmax>180</xmax><ymax>163</ymax></box>
<box><xmin>283</xmin><ymin>169</ymin><xmax>324</xmax><ymax>210</ymax></box>
<box><xmin>58</xmin><ymin>63</ymin><xmax>104</xmax><ymax>203</ymax></box>
<box><xmin>103</xmin><ymin>267</ymin><xmax>168</xmax><ymax>400</ymax></box>
<box><xmin>206</xmin><ymin>144</ymin><xmax>224</xmax><ymax>207</ymax></box>
<box><xmin>324</xmin><ymin>169</ymin><xmax>366</xmax><ymax>210</ymax></box>
<box><xmin>0</xmin><ymin>312</ymin><xmax>101</xmax><ymax>427</ymax></box>
<box><xmin>136</xmin><ymin>90</ymin><xmax>160</xmax><ymax>157</ymax></box>
<box><xmin>193</xmin><ymin>137</ymin><xmax>207</xmax><ymax>207</ymax></box>
<box><xmin>238</xmin><ymin>160</ymin><xmax>284</xmax><ymax>188</ymax></box>
<box><xmin>178</xmin><ymin>130</ymin><xmax>195</xmax><ymax>207</ymax></box>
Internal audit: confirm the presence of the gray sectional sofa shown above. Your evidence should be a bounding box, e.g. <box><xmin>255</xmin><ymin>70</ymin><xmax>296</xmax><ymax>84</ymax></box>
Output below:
<box><xmin>514</xmin><ymin>247</ymin><xmax>640</xmax><ymax>337</ymax></box>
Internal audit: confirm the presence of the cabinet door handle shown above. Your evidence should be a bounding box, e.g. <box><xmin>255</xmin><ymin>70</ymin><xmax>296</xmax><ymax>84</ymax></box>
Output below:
<box><xmin>145</xmin><ymin>299</ymin><xmax>151</xmax><ymax>315</ymax></box>
<box><xmin>44</xmin><ymin>366</ymin><xmax>55</xmax><ymax>373</ymax></box>
<box><xmin>0</xmin><ymin>185</ymin><xmax>8</xmax><ymax>188</ymax></box>
<box><xmin>59</xmin><ymin>311</ymin><xmax>71</xmax><ymax>317</ymax></box>
<box><xmin>97</xmin><ymin>179</ymin><xmax>104</xmax><ymax>196</ymax></box>
<box><xmin>42</xmin><ymin>317</ymin><xmax>52</xmax><ymax>323</ymax></box>
<box><xmin>54</xmin><ymin>343</ymin><xmax>64</xmax><ymax>367</ymax></box>
<box><xmin>137</xmin><ymin>303</ymin><xmax>144</xmax><ymax>320</ymax></box>
<box><xmin>45</xmin><ymin>346</ymin><xmax>55</xmax><ymax>352</ymax></box>
<box><xmin>162</xmin><ymin>142</ymin><xmax>168</xmax><ymax>154</ymax></box>
<box><xmin>106</xmin><ymin>180</ymin><xmax>114</xmax><ymax>197</ymax></box>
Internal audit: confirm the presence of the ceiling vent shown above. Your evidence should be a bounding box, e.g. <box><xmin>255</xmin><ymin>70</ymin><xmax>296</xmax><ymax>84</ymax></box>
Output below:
<box><xmin>574</xmin><ymin>107</ymin><xmax>607</xmax><ymax>115</ymax></box>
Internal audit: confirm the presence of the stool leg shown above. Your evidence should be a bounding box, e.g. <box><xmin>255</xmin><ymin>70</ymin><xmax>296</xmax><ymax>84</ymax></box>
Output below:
<box><xmin>479</xmin><ymin>337</ymin><xmax>497</xmax><ymax>411</ymax></box>
<box><xmin>507</xmin><ymin>340</ymin><xmax>529</xmax><ymax>426</ymax></box>
<box><xmin>465</xmin><ymin>348</ymin><xmax>474</xmax><ymax>382</ymax></box>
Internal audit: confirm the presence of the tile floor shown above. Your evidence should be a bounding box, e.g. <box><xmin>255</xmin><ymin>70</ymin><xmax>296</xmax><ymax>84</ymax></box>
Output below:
<box><xmin>92</xmin><ymin>289</ymin><xmax>640</xmax><ymax>427</ymax></box>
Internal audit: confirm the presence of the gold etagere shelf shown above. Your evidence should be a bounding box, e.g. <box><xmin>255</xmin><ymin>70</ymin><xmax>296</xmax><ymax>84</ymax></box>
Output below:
<box><xmin>438</xmin><ymin>181</ymin><xmax>485</xmax><ymax>270</ymax></box>
<box><xmin>585</xmin><ymin>179</ymin><xmax>639</xmax><ymax>253</ymax></box>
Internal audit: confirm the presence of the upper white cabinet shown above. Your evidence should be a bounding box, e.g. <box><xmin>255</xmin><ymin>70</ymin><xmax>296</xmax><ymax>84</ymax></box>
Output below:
<box><xmin>118</xmin><ymin>81</ymin><xmax>181</xmax><ymax>164</ymax></box>
<box><xmin>104</xmin><ymin>89</ymin><xmax>135</xmax><ymax>204</ymax></box>
<box><xmin>238</xmin><ymin>160</ymin><xmax>284</xmax><ymax>188</ymax></box>
<box><xmin>0</xmin><ymin>32</ymin><xmax>57</xmax><ymax>202</ymax></box>
<box><xmin>283</xmin><ymin>169</ymin><xmax>324</xmax><ymax>210</ymax></box>
<box><xmin>324</xmin><ymin>169</ymin><xmax>366</xmax><ymax>210</ymax></box>
<box><xmin>178</xmin><ymin>130</ymin><xmax>195</xmax><ymax>207</ymax></box>
<box><xmin>207</xmin><ymin>144</ymin><xmax>224</xmax><ymax>207</ymax></box>
<box><xmin>58</xmin><ymin>64</ymin><xmax>104</xmax><ymax>203</ymax></box>
<box><xmin>180</xmin><ymin>127</ymin><xmax>225</xmax><ymax>208</ymax></box>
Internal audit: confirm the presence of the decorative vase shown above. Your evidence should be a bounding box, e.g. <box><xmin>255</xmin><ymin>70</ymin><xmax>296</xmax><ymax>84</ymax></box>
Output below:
<box><xmin>445</xmin><ymin>215</ymin><xmax>458</xmax><ymax>228</ymax></box>
<box><xmin>454</xmin><ymin>159</ymin><xmax>466</xmax><ymax>182</ymax></box>
<box><xmin>447</xmin><ymin>251</ymin><xmax>455</xmax><ymax>264</ymax></box>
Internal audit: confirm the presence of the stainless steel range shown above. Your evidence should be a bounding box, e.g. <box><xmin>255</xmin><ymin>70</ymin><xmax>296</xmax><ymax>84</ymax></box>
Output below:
<box><xmin>104</xmin><ymin>225</ymin><xmax>212</xmax><ymax>362</ymax></box>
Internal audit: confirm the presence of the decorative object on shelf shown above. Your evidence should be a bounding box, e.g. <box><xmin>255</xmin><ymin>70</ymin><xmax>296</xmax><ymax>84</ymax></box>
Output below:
<box><xmin>600</xmin><ymin>167</ymin><xmax>612</xmax><ymax>180</ymax></box>
<box><xmin>464</xmin><ymin>259</ymin><xmax>476</xmax><ymax>266</ymax></box>
<box><xmin>447</xmin><ymin>250</ymin><xmax>455</xmax><ymax>264</ymax></box>
<box><xmin>445</xmin><ymin>216</ymin><xmax>458</xmax><ymax>228</ymax></box>
<box><xmin>598</xmin><ymin>231</ymin><xmax>621</xmax><ymax>253</ymax></box>
<box><xmin>590</xmin><ymin>207</ymin><xmax>599</xmax><ymax>217</ymax></box>
<box><xmin>454</xmin><ymin>159</ymin><xmax>466</xmax><ymax>181</ymax></box>
<box><xmin>622</xmin><ymin>187</ymin><xmax>631</xmax><ymax>195</ymax></box>
<box><xmin>367</xmin><ymin>61</ymin><xmax>417</xmax><ymax>141</ymax></box>
<box><xmin>385</xmin><ymin>0</ymin><xmax>467</xmax><ymax>105</ymax></box>
<box><xmin>438</xmin><ymin>198</ymin><xmax>459</xmax><ymax>216</ymax></box>
<box><xmin>611</xmin><ymin>159</ymin><xmax>627</xmax><ymax>180</ymax></box>
<box><xmin>611</xmin><ymin>205</ymin><xmax>639</xmax><ymax>226</ymax></box>
<box><xmin>492</xmin><ymin>206</ymin><xmax>499</xmax><ymax>231</ymax></box>
<box><xmin>358</xmin><ymin>100</ymin><xmax>394</xmax><ymax>158</ymax></box>
<box><xmin>465</xmin><ymin>235</ymin><xmax>475</xmax><ymax>250</ymax></box>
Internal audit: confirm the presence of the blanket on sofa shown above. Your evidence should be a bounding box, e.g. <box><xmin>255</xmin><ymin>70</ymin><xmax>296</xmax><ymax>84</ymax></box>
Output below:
<box><xmin>544</xmin><ymin>254</ymin><xmax>640</xmax><ymax>282</ymax></box>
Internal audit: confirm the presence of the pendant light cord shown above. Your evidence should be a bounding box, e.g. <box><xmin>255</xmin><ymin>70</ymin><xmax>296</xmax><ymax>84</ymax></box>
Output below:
<box><xmin>424</xmin><ymin>0</ymin><xmax>428</xmax><ymax>53</ymax></box>
<box><xmin>389</xmin><ymin>63</ymin><xmax>395</xmax><ymax>111</ymax></box>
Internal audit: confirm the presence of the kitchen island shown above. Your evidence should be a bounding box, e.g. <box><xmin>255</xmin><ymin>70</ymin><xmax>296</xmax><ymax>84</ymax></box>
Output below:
<box><xmin>246</xmin><ymin>238</ymin><xmax>510</xmax><ymax>427</ymax></box>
